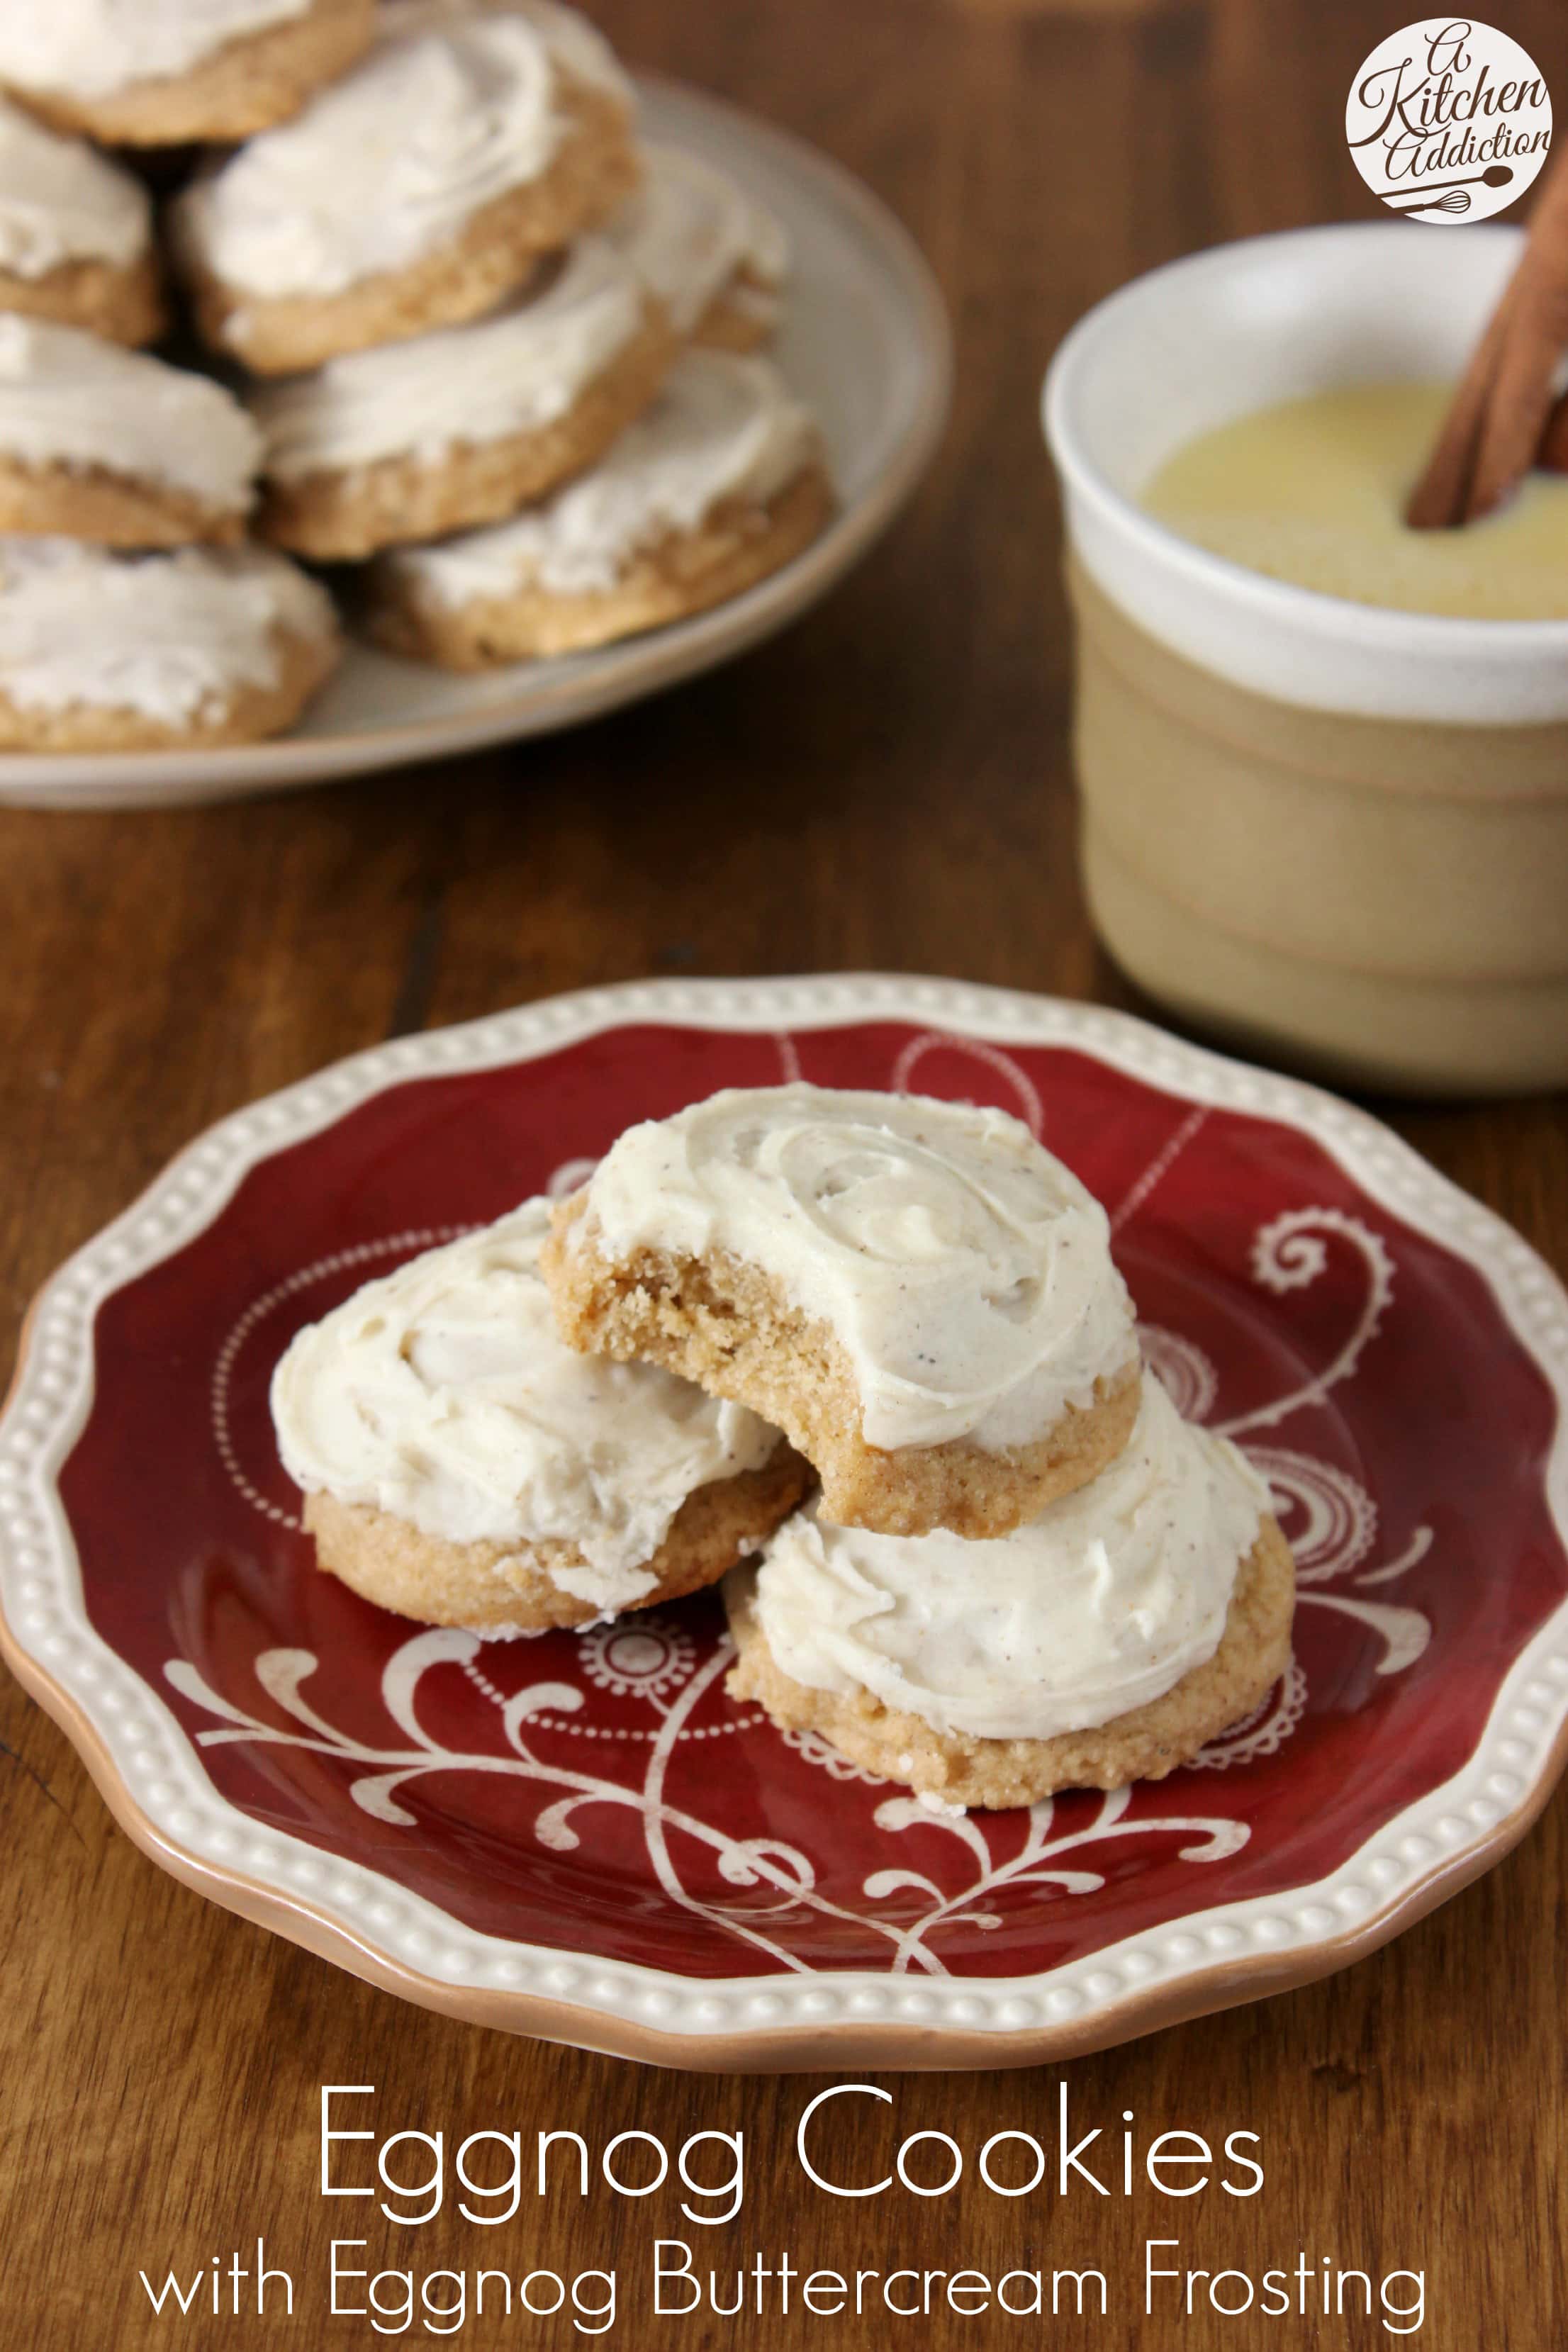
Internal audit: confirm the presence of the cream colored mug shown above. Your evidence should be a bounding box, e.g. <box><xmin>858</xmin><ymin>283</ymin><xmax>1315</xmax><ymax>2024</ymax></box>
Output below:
<box><xmin>1044</xmin><ymin>224</ymin><xmax>1568</xmax><ymax>1097</ymax></box>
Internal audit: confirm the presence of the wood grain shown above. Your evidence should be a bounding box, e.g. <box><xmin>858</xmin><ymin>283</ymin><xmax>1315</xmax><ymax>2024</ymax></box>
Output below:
<box><xmin>2</xmin><ymin>2</ymin><xmax>1565</xmax><ymax>2345</ymax></box>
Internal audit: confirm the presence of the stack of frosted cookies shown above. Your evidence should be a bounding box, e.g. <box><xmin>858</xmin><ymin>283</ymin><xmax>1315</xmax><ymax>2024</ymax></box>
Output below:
<box><xmin>543</xmin><ymin>1086</ymin><xmax>1297</xmax><ymax>1810</ymax></box>
<box><xmin>169</xmin><ymin>0</ymin><xmax>835</xmax><ymax>670</ymax></box>
<box><xmin>274</xmin><ymin>1085</ymin><xmax>1294</xmax><ymax>1815</ymax></box>
<box><xmin>0</xmin><ymin>1</ymin><xmax>832</xmax><ymax>755</ymax></box>
<box><xmin>0</xmin><ymin>13</ymin><xmax>346</xmax><ymax>751</ymax></box>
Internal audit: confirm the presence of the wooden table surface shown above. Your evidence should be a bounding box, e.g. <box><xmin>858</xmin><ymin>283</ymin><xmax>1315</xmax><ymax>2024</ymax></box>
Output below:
<box><xmin>3</xmin><ymin>3</ymin><xmax>1564</xmax><ymax>2344</ymax></box>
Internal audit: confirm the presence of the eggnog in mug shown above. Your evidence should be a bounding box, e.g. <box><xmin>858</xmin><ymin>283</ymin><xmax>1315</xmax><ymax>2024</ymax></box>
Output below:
<box><xmin>1046</xmin><ymin>227</ymin><xmax>1568</xmax><ymax>1097</ymax></box>
<box><xmin>1143</xmin><ymin>381</ymin><xmax>1568</xmax><ymax>621</ymax></box>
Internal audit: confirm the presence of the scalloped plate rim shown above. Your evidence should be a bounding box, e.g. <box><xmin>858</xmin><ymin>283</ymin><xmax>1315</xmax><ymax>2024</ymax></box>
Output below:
<box><xmin>3</xmin><ymin>974</ymin><xmax>1566</xmax><ymax>2069</ymax></box>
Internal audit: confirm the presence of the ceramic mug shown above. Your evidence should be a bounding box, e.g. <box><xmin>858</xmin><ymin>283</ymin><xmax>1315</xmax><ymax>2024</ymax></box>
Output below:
<box><xmin>1043</xmin><ymin>223</ymin><xmax>1568</xmax><ymax>1098</ymax></box>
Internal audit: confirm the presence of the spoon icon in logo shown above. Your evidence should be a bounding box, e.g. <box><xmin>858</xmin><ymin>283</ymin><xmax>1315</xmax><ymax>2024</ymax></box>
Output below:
<box><xmin>1385</xmin><ymin>164</ymin><xmax>1514</xmax><ymax>215</ymax></box>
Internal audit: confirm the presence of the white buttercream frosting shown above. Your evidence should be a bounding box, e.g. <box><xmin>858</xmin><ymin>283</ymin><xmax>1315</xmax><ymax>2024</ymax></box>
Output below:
<box><xmin>570</xmin><ymin>1083</ymin><xmax>1140</xmax><ymax>1455</ymax></box>
<box><xmin>252</xmin><ymin>237</ymin><xmax>644</xmax><ymax>480</ymax></box>
<box><xmin>0</xmin><ymin>95</ymin><xmax>150</xmax><ymax>277</ymax></box>
<box><xmin>385</xmin><ymin>350</ymin><xmax>817</xmax><ymax>604</ymax></box>
<box><xmin>605</xmin><ymin>143</ymin><xmax>787</xmax><ymax>337</ymax></box>
<box><xmin>271</xmin><ymin>1199</ymin><xmax>780</xmax><ymax>1612</ymax></box>
<box><xmin>0</xmin><ymin>0</ymin><xmax>312</xmax><ymax>102</ymax></box>
<box><xmin>746</xmin><ymin>1379</ymin><xmax>1268</xmax><ymax>1742</ymax></box>
<box><xmin>0</xmin><ymin>315</ymin><xmax>259</xmax><ymax>505</ymax></box>
<box><xmin>0</xmin><ymin>539</ymin><xmax>335</xmax><ymax>724</ymax></box>
<box><xmin>175</xmin><ymin>0</ymin><xmax>632</xmax><ymax>303</ymax></box>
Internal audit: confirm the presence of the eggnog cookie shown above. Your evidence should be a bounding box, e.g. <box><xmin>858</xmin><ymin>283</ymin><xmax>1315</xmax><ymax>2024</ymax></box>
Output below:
<box><xmin>0</xmin><ymin>317</ymin><xmax>260</xmax><ymax>547</ymax></box>
<box><xmin>544</xmin><ymin>1085</ymin><xmax>1143</xmax><ymax>1540</ymax></box>
<box><xmin>727</xmin><ymin>1380</ymin><xmax>1296</xmax><ymax>1809</ymax></box>
<box><xmin>0</xmin><ymin>0</ymin><xmax>375</xmax><ymax>146</ymax></box>
<box><xmin>371</xmin><ymin>351</ymin><xmax>830</xmax><ymax>666</ymax></box>
<box><xmin>175</xmin><ymin>0</ymin><xmax>639</xmax><ymax>376</ymax></box>
<box><xmin>0</xmin><ymin>539</ymin><xmax>339</xmax><ymax>751</ymax></box>
<box><xmin>695</xmin><ymin>264</ymin><xmax>788</xmax><ymax>354</ymax></box>
<box><xmin>0</xmin><ymin>97</ymin><xmax>163</xmax><ymax>345</ymax></box>
<box><xmin>271</xmin><ymin>1199</ymin><xmax>811</xmax><ymax>1633</ymax></box>
<box><xmin>606</xmin><ymin>144</ymin><xmax>788</xmax><ymax>352</ymax></box>
<box><xmin>253</xmin><ymin>240</ymin><xmax>673</xmax><ymax>559</ymax></box>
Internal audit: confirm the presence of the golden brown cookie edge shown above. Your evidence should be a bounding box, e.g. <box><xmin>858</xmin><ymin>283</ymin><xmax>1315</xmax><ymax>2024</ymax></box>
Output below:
<box><xmin>724</xmin><ymin>1514</ymin><xmax>1297</xmax><ymax>1809</ymax></box>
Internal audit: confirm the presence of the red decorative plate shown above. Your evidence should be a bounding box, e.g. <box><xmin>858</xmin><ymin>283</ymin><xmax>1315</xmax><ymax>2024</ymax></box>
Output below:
<box><xmin>3</xmin><ymin>978</ymin><xmax>1565</xmax><ymax>2069</ymax></box>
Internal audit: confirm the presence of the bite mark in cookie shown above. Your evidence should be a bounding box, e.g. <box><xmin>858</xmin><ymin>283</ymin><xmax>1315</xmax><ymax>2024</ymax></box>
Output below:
<box><xmin>271</xmin><ymin>1199</ymin><xmax>809</xmax><ymax>1631</ymax></box>
<box><xmin>543</xmin><ymin>1083</ymin><xmax>1142</xmax><ymax>1538</ymax></box>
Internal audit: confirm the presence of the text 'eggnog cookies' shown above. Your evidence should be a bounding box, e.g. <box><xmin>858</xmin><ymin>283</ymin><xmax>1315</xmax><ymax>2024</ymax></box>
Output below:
<box><xmin>726</xmin><ymin>1377</ymin><xmax>1295</xmax><ymax>1810</ymax></box>
<box><xmin>174</xmin><ymin>0</ymin><xmax>640</xmax><ymax>376</ymax></box>
<box><xmin>0</xmin><ymin>96</ymin><xmax>164</xmax><ymax>346</ymax></box>
<box><xmin>252</xmin><ymin>238</ymin><xmax>673</xmax><ymax>559</ymax></box>
<box><xmin>0</xmin><ymin>317</ymin><xmax>262</xmax><ymax>547</ymax></box>
<box><xmin>0</xmin><ymin>0</ymin><xmax>376</xmax><ymax>147</ymax></box>
<box><xmin>271</xmin><ymin>1199</ymin><xmax>810</xmax><ymax>1634</ymax></box>
<box><xmin>544</xmin><ymin>1084</ymin><xmax>1142</xmax><ymax>1539</ymax></box>
<box><xmin>370</xmin><ymin>350</ymin><xmax>832</xmax><ymax>666</ymax></box>
<box><xmin>605</xmin><ymin>143</ymin><xmax>788</xmax><ymax>351</ymax></box>
<box><xmin>0</xmin><ymin>539</ymin><xmax>340</xmax><ymax>750</ymax></box>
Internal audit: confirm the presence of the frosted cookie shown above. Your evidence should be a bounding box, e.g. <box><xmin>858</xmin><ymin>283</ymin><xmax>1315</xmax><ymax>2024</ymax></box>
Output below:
<box><xmin>253</xmin><ymin>239</ymin><xmax>673</xmax><ymax>559</ymax></box>
<box><xmin>0</xmin><ymin>539</ymin><xmax>340</xmax><ymax>751</ymax></box>
<box><xmin>727</xmin><ymin>1379</ymin><xmax>1296</xmax><ymax>1810</ymax></box>
<box><xmin>271</xmin><ymin>1200</ymin><xmax>810</xmax><ymax>1634</ymax></box>
<box><xmin>605</xmin><ymin>144</ymin><xmax>788</xmax><ymax>351</ymax></box>
<box><xmin>174</xmin><ymin>0</ymin><xmax>639</xmax><ymax>376</ymax></box>
<box><xmin>544</xmin><ymin>1084</ymin><xmax>1142</xmax><ymax>1540</ymax></box>
<box><xmin>0</xmin><ymin>97</ymin><xmax>163</xmax><ymax>346</ymax></box>
<box><xmin>0</xmin><ymin>317</ymin><xmax>261</xmax><ymax>547</ymax></box>
<box><xmin>0</xmin><ymin>0</ymin><xmax>374</xmax><ymax>147</ymax></box>
<box><xmin>370</xmin><ymin>351</ymin><xmax>831</xmax><ymax>666</ymax></box>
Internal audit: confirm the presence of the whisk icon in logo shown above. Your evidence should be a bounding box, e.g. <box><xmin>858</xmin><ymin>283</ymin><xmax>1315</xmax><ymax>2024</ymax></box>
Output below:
<box><xmin>1346</xmin><ymin>18</ymin><xmax>1551</xmax><ymax>223</ymax></box>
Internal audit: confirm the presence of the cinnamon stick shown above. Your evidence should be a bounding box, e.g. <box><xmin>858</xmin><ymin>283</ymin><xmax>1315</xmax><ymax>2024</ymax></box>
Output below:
<box><xmin>1406</xmin><ymin>147</ymin><xmax>1568</xmax><ymax>529</ymax></box>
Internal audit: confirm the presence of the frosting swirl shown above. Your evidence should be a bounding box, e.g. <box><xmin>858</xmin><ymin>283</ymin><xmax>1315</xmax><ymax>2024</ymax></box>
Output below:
<box><xmin>252</xmin><ymin>237</ymin><xmax>644</xmax><ymax>478</ymax></box>
<box><xmin>746</xmin><ymin>1377</ymin><xmax>1268</xmax><ymax>1741</ymax></box>
<box><xmin>271</xmin><ymin>1199</ymin><xmax>780</xmax><ymax>1612</ymax></box>
<box><xmin>176</xmin><ymin>0</ymin><xmax>632</xmax><ymax>303</ymax></box>
<box><xmin>574</xmin><ymin>1084</ymin><xmax>1139</xmax><ymax>1452</ymax></box>
<box><xmin>384</xmin><ymin>351</ymin><xmax>817</xmax><ymax>604</ymax></box>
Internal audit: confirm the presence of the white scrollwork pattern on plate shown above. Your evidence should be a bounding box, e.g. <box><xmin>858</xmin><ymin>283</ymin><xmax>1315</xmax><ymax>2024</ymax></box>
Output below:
<box><xmin>1191</xmin><ymin>1655</ymin><xmax>1310</xmax><ymax>1771</ymax></box>
<box><xmin>164</xmin><ymin>1633</ymin><xmax>1252</xmax><ymax>1976</ymax></box>
<box><xmin>172</xmin><ymin>1060</ymin><xmax>1443</xmax><ymax>1972</ymax></box>
<box><xmin>1139</xmin><ymin>1326</ymin><xmax>1219</xmax><ymax>1423</ymax></box>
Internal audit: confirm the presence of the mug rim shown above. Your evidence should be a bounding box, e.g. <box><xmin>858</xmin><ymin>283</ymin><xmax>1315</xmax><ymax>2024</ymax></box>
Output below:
<box><xmin>1041</xmin><ymin>220</ymin><xmax>1568</xmax><ymax>665</ymax></box>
